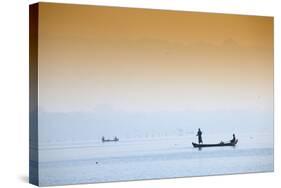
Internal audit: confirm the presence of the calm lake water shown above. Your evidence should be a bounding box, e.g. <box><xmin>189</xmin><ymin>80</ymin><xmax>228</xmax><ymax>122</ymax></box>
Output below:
<box><xmin>35</xmin><ymin>132</ymin><xmax>273</xmax><ymax>186</ymax></box>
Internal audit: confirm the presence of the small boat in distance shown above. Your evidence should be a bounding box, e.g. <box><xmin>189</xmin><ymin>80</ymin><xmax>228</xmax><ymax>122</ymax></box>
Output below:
<box><xmin>102</xmin><ymin>136</ymin><xmax>119</xmax><ymax>143</ymax></box>
<box><xmin>192</xmin><ymin>139</ymin><xmax>238</xmax><ymax>148</ymax></box>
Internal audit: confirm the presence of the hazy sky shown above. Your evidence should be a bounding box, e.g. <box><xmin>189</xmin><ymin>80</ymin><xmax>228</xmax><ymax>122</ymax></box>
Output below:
<box><xmin>38</xmin><ymin>3</ymin><xmax>273</xmax><ymax>113</ymax></box>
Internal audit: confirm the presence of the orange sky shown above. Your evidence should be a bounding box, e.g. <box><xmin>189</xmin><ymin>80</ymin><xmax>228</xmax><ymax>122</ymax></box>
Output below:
<box><xmin>37</xmin><ymin>3</ymin><xmax>273</xmax><ymax>113</ymax></box>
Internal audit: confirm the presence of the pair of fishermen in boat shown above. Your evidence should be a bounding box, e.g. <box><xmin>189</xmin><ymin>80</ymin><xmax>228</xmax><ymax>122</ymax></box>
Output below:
<box><xmin>196</xmin><ymin>128</ymin><xmax>236</xmax><ymax>144</ymax></box>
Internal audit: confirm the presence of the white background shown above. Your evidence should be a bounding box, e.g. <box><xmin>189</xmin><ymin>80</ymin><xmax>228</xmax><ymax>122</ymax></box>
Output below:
<box><xmin>0</xmin><ymin>0</ymin><xmax>280</xmax><ymax>187</ymax></box>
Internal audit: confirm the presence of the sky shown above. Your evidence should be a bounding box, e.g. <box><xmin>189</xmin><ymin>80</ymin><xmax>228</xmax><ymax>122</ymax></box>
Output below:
<box><xmin>38</xmin><ymin>3</ymin><xmax>273</xmax><ymax>114</ymax></box>
<box><xmin>35</xmin><ymin>3</ymin><xmax>274</xmax><ymax>141</ymax></box>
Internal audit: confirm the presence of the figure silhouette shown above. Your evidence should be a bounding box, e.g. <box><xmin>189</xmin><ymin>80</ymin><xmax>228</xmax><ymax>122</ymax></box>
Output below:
<box><xmin>196</xmin><ymin>128</ymin><xmax>203</xmax><ymax>144</ymax></box>
<box><xmin>230</xmin><ymin>134</ymin><xmax>236</xmax><ymax>143</ymax></box>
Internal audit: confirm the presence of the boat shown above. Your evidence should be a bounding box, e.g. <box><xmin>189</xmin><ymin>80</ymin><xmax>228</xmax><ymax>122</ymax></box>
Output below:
<box><xmin>101</xmin><ymin>136</ymin><xmax>119</xmax><ymax>143</ymax></box>
<box><xmin>192</xmin><ymin>139</ymin><xmax>238</xmax><ymax>148</ymax></box>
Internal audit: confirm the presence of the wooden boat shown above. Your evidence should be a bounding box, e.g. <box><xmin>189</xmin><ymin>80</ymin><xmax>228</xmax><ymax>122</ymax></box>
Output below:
<box><xmin>192</xmin><ymin>139</ymin><xmax>238</xmax><ymax>148</ymax></box>
<box><xmin>101</xmin><ymin>136</ymin><xmax>119</xmax><ymax>143</ymax></box>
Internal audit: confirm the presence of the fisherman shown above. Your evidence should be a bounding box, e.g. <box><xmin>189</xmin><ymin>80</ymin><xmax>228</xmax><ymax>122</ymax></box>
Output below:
<box><xmin>230</xmin><ymin>134</ymin><xmax>236</xmax><ymax>143</ymax></box>
<box><xmin>196</xmin><ymin>128</ymin><xmax>203</xmax><ymax>144</ymax></box>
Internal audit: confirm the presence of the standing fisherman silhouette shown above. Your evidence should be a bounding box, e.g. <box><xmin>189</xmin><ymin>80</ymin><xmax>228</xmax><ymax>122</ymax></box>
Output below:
<box><xmin>196</xmin><ymin>128</ymin><xmax>203</xmax><ymax>144</ymax></box>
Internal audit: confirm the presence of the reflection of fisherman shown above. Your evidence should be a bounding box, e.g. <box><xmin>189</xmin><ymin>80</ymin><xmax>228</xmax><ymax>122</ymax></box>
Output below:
<box><xmin>196</xmin><ymin>128</ymin><xmax>203</xmax><ymax>144</ymax></box>
<box><xmin>230</xmin><ymin>134</ymin><xmax>236</xmax><ymax>143</ymax></box>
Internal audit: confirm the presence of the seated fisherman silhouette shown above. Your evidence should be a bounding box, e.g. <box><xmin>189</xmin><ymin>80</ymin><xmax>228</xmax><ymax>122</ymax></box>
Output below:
<box><xmin>196</xmin><ymin>128</ymin><xmax>203</xmax><ymax>144</ymax></box>
<box><xmin>230</xmin><ymin>134</ymin><xmax>236</xmax><ymax>143</ymax></box>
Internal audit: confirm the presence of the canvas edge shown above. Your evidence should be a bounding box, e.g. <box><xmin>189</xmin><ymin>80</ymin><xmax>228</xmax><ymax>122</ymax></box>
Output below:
<box><xmin>29</xmin><ymin>3</ymin><xmax>39</xmax><ymax>186</ymax></box>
